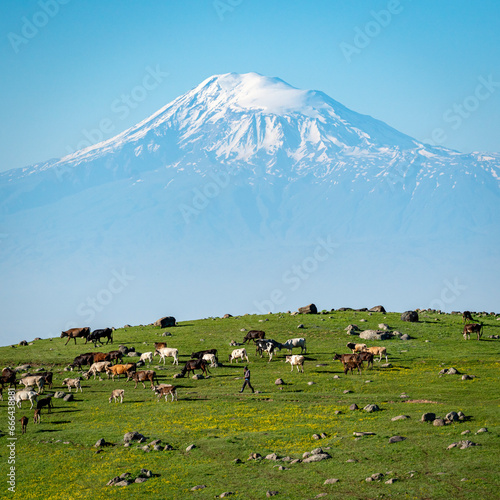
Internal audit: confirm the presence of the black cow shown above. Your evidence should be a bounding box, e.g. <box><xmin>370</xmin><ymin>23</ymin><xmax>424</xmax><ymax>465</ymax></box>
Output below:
<box><xmin>87</xmin><ymin>328</ymin><xmax>113</xmax><ymax>346</ymax></box>
<box><xmin>191</xmin><ymin>349</ymin><xmax>218</xmax><ymax>363</ymax></box>
<box><xmin>180</xmin><ymin>359</ymin><xmax>210</xmax><ymax>377</ymax></box>
<box><xmin>70</xmin><ymin>353</ymin><xmax>94</xmax><ymax>370</ymax></box>
<box><xmin>242</xmin><ymin>330</ymin><xmax>265</xmax><ymax>343</ymax></box>
<box><xmin>462</xmin><ymin>311</ymin><xmax>475</xmax><ymax>324</ymax></box>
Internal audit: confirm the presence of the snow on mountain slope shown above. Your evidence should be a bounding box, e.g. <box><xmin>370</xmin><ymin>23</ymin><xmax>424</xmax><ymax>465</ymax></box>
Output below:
<box><xmin>0</xmin><ymin>72</ymin><xmax>499</xmax><ymax>343</ymax></box>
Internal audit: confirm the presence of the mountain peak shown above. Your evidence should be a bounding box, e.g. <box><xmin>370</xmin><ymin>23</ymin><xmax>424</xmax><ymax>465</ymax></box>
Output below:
<box><xmin>189</xmin><ymin>71</ymin><xmax>313</xmax><ymax>115</ymax></box>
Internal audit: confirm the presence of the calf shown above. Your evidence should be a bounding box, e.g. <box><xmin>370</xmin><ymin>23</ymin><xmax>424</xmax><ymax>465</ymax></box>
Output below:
<box><xmin>109</xmin><ymin>389</ymin><xmax>124</xmax><ymax>403</ymax></box>
<box><xmin>362</xmin><ymin>346</ymin><xmax>388</xmax><ymax>363</ymax></box>
<box><xmin>35</xmin><ymin>396</ymin><xmax>53</xmax><ymax>414</ymax></box>
<box><xmin>39</xmin><ymin>371</ymin><xmax>53</xmax><ymax>389</ymax></box>
<box><xmin>229</xmin><ymin>348</ymin><xmax>249</xmax><ymax>363</ymax></box>
<box><xmin>155</xmin><ymin>347</ymin><xmax>179</xmax><ymax>365</ymax></box>
<box><xmin>333</xmin><ymin>353</ymin><xmax>363</xmax><ymax>373</ymax></box>
<box><xmin>33</xmin><ymin>409</ymin><xmax>41</xmax><ymax>424</ymax></box>
<box><xmin>140</xmin><ymin>352</ymin><xmax>154</xmax><ymax>365</ymax></box>
<box><xmin>202</xmin><ymin>353</ymin><xmax>218</xmax><ymax>367</ymax></box>
<box><xmin>346</xmin><ymin>342</ymin><xmax>367</xmax><ymax>353</ymax></box>
<box><xmin>285</xmin><ymin>355</ymin><xmax>305</xmax><ymax>372</ymax></box>
<box><xmin>281</xmin><ymin>338</ymin><xmax>307</xmax><ymax>354</ymax></box>
<box><xmin>343</xmin><ymin>358</ymin><xmax>363</xmax><ymax>375</ymax></box>
<box><xmin>463</xmin><ymin>323</ymin><xmax>483</xmax><ymax>340</ymax></box>
<box><xmin>62</xmin><ymin>378</ymin><xmax>82</xmax><ymax>392</ymax></box>
<box><xmin>127</xmin><ymin>370</ymin><xmax>159</xmax><ymax>389</ymax></box>
<box><xmin>20</xmin><ymin>416</ymin><xmax>29</xmax><ymax>433</ymax></box>
<box><xmin>153</xmin><ymin>384</ymin><xmax>177</xmax><ymax>402</ymax></box>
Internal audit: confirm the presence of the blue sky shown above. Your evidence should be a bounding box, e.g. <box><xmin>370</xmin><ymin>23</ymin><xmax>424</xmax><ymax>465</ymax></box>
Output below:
<box><xmin>1</xmin><ymin>0</ymin><xmax>499</xmax><ymax>172</ymax></box>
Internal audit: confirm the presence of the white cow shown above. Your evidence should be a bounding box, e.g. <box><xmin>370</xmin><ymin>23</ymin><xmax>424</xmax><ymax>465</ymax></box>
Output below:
<box><xmin>202</xmin><ymin>353</ymin><xmax>218</xmax><ymax>367</ymax></box>
<box><xmin>140</xmin><ymin>352</ymin><xmax>154</xmax><ymax>365</ymax></box>
<box><xmin>15</xmin><ymin>390</ymin><xmax>38</xmax><ymax>409</ymax></box>
<box><xmin>19</xmin><ymin>375</ymin><xmax>45</xmax><ymax>394</ymax></box>
<box><xmin>285</xmin><ymin>355</ymin><xmax>305</xmax><ymax>372</ymax></box>
<box><xmin>281</xmin><ymin>338</ymin><xmax>307</xmax><ymax>354</ymax></box>
<box><xmin>155</xmin><ymin>347</ymin><xmax>179</xmax><ymax>365</ymax></box>
<box><xmin>228</xmin><ymin>348</ymin><xmax>249</xmax><ymax>363</ymax></box>
<box><xmin>84</xmin><ymin>361</ymin><xmax>112</xmax><ymax>380</ymax></box>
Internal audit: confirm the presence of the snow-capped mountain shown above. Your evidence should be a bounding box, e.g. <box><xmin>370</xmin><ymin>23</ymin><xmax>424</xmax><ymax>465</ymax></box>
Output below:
<box><xmin>1</xmin><ymin>73</ymin><xmax>499</xmax><ymax>343</ymax></box>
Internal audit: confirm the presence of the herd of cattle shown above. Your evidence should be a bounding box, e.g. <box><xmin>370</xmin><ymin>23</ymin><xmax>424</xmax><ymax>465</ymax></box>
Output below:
<box><xmin>1</xmin><ymin>312</ymin><xmax>488</xmax><ymax>431</ymax></box>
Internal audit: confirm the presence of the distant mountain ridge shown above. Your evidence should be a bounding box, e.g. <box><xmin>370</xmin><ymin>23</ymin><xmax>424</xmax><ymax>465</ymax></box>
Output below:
<box><xmin>1</xmin><ymin>72</ymin><xmax>499</xmax><ymax>343</ymax></box>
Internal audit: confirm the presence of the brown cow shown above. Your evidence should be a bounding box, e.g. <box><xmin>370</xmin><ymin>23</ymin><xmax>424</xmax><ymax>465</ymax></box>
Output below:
<box><xmin>127</xmin><ymin>370</ymin><xmax>159</xmax><ymax>389</ymax></box>
<box><xmin>462</xmin><ymin>311</ymin><xmax>474</xmax><ymax>324</ymax></box>
<box><xmin>105</xmin><ymin>363</ymin><xmax>136</xmax><ymax>380</ymax></box>
<box><xmin>180</xmin><ymin>359</ymin><xmax>210</xmax><ymax>377</ymax></box>
<box><xmin>92</xmin><ymin>352</ymin><xmax>109</xmax><ymax>363</ymax></box>
<box><xmin>463</xmin><ymin>323</ymin><xmax>483</xmax><ymax>340</ymax></box>
<box><xmin>20</xmin><ymin>416</ymin><xmax>28</xmax><ymax>433</ymax></box>
<box><xmin>61</xmin><ymin>327</ymin><xmax>90</xmax><ymax>345</ymax></box>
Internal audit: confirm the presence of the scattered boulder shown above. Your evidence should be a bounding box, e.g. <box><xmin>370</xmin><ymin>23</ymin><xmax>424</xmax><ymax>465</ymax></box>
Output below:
<box><xmin>401</xmin><ymin>311</ymin><xmax>419</xmax><ymax>322</ymax></box>
<box><xmin>247</xmin><ymin>452</ymin><xmax>262</xmax><ymax>460</ymax></box>
<box><xmin>391</xmin><ymin>415</ymin><xmax>410</xmax><ymax>421</ymax></box>
<box><xmin>220</xmin><ymin>492</ymin><xmax>234</xmax><ymax>498</ymax></box>
<box><xmin>94</xmin><ymin>438</ymin><xmax>108</xmax><ymax>447</ymax></box>
<box><xmin>275</xmin><ymin>378</ymin><xmax>284</xmax><ymax>385</ymax></box>
<box><xmin>191</xmin><ymin>485</ymin><xmax>206</xmax><ymax>491</ymax></box>
<box><xmin>446</xmin><ymin>412</ymin><xmax>459</xmax><ymax>422</ymax></box>
<box><xmin>400</xmin><ymin>334</ymin><xmax>411</xmax><ymax>341</ymax></box>
<box><xmin>476</xmin><ymin>427</ymin><xmax>489</xmax><ymax>434</ymax></box>
<box><xmin>349</xmin><ymin>404</ymin><xmax>358</xmax><ymax>411</ymax></box>
<box><xmin>302</xmin><ymin>452</ymin><xmax>331</xmax><ymax>463</ymax></box>
<box><xmin>186</xmin><ymin>444</ymin><xmax>196</xmax><ymax>452</ymax></box>
<box><xmin>324</xmin><ymin>478</ymin><xmax>340</xmax><ymax>484</ymax></box>
<box><xmin>380</xmin><ymin>363</ymin><xmax>393</xmax><ymax>368</ymax></box>
<box><xmin>54</xmin><ymin>391</ymin><xmax>66</xmax><ymax>399</ymax></box>
<box><xmin>298</xmin><ymin>303</ymin><xmax>317</xmax><ymax>314</ymax></box>
<box><xmin>447</xmin><ymin>440</ymin><xmax>481</xmax><ymax>450</ymax></box>
<box><xmin>63</xmin><ymin>394</ymin><xmax>74</xmax><ymax>402</ymax></box>
<box><xmin>388</xmin><ymin>436</ymin><xmax>406</xmax><ymax>443</ymax></box>
<box><xmin>421</xmin><ymin>413</ymin><xmax>436</xmax><ymax>422</ymax></box>
<box><xmin>18</xmin><ymin>340</ymin><xmax>28</xmax><ymax>346</ymax></box>
<box><xmin>266</xmin><ymin>491</ymin><xmax>279</xmax><ymax>498</ymax></box>
<box><xmin>297</xmin><ymin>324</ymin><xmax>305</xmax><ymax>329</ymax></box>
<box><xmin>363</xmin><ymin>404</ymin><xmax>380</xmax><ymax>412</ymax></box>
<box><xmin>385</xmin><ymin>478</ymin><xmax>398</xmax><ymax>484</ymax></box>
<box><xmin>378</xmin><ymin>323</ymin><xmax>390</xmax><ymax>330</ymax></box>
<box><xmin>433</xmin><ymin>419</ymin><xmax>445</xmax><ymax>426</ymax></box>
<box><xmin>265</xmin><ymin>453</ymin><xmax>279</xmax><ymax>461</ymax></box>
<box><xmin>439</xmin><ymin>367</ymin><xmax>460</xmax><ymax>375</ymax></box>
<box><xmin>369</xmin><ymin>305</ymin><xmax>386</xmax><ymax>313</ymax></box>
<box><xmin>123</xmin><ymin>431</ymin><xmax>145</xmax><ymax>444</ymax></box>
<box><xmin>359</xmin><ymin>330</ymin><xmax>392</xmax><ymax>341</ymax></box>
<box><xmin>192</xmin><ymin>374</ymin><xmax>204</xmax><ymax>380</ymax></box>
<box><xmin>154</xmin><ymin>316</ymin><xmax>176</xmax><ymax>328</ymax></box>
<box><xmin>345</xmin><ymin>324</ymin><xmax>360</xmax><ymax>333</ymax></box>
<box><xmin>223</xmin><ymin>314</ymin><xmax>233</xmax><ymax>319</ymax></box>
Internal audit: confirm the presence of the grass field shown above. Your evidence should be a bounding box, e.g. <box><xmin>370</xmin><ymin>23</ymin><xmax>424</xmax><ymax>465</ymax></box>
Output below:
<box><xmin>1</xmin><ymin>310</ymin><xmax>499</xmax><ymax>499</ymax></box>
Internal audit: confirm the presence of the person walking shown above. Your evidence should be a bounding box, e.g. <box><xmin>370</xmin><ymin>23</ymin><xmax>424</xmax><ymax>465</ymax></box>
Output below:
<box><xmin>239</xmin><ymin>366</ymin><xmax>254</xmax><ymax>393</ymax></box>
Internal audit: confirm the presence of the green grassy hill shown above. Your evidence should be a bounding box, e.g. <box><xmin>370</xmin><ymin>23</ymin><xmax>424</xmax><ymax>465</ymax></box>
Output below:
<box><xmin>1</xmin><ymin>310</ymin><xmax>499</xmax><ymax>499</ymax></box>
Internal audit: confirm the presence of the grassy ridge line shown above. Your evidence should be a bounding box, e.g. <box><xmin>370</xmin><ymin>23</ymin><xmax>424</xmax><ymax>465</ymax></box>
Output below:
<box><xmin>0</xmin><ymin>310</ymin><xmax>499</xmax><ymax>499</ymax></box>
